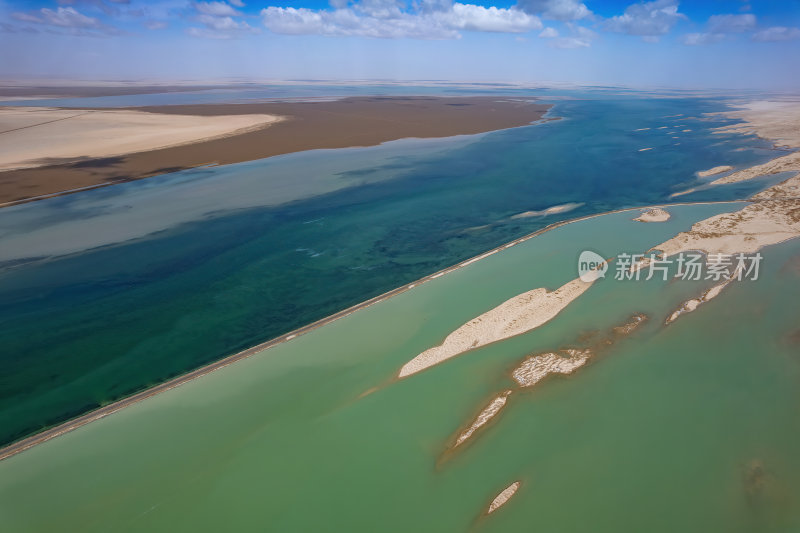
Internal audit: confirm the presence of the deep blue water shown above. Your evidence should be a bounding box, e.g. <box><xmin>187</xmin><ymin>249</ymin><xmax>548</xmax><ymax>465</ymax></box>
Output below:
<box><xmin>0</xmin><ymin>93</ymin><xmax>784</xmax><ymax>445</ymax></box>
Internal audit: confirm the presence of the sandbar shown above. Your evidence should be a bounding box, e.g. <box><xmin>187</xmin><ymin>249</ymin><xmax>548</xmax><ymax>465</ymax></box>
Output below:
<box><xmin>511</xmin><ymin>349</ymin><xmax>591</xmax><ymax>387</ymax></box>
<box><xmin>487</xmin><ymin>481</ymin><xmax>521</xmax><ymax>514</ymax></box>
<box><xmin>633</xmin><ymin>207</ymin><xmax>671</xmax><ymax>222</ymax></box>
<box><xmin>510</xmin><ymin>202</ymin><xmax>584</xmax><ymax>219</ymax></box>
<box><xmin>398</xmin><ymin>274</ymin><xmax>598</xmax><ymax>378</ymax></box>
<box><xmin>698</xmin><ymin>165</ymin><xmax>733</xmax><ymax>178</ymax></box>
<box><xmin>454</xmin><ymin>390</ymin><xmax>512</xmax><ymax>447</ymax></box>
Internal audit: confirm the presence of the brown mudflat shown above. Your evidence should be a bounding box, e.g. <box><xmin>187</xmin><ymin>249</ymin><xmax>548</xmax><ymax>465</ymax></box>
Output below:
<box><xmin>0</xmin><ymin>96</ymin><xmax>549</xmax><ymax>206</ymax></box>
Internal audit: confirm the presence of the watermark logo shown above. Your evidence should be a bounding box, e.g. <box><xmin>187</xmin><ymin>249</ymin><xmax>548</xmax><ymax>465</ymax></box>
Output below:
<box><xmin>577</xmin><ymin>250</ymin><xmax>763</xmax><ymax>282</ymax></box>
<box><xmin>578</xmin><ymin>250</ymin><xmax>608</xmax><ymax>282</ymax></box>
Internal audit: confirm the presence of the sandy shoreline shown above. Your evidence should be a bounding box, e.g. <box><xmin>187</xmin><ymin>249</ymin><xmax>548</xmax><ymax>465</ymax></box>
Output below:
<box><xmin>0</xmin><ymin>96</ymin><xmax>550</xmax><ymax>206</ymax></box>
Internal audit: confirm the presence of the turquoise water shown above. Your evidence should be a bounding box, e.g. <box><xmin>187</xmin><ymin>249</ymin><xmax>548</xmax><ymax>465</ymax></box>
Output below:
<box><xmin>0</xmin><ymin>93</ymin><xmax>784</xmax><ymax>446</ymax></box>
<box><xmin>1</xmin><ymin>203</ymin><xmax>798</xmax><ymax>532</ymax></box>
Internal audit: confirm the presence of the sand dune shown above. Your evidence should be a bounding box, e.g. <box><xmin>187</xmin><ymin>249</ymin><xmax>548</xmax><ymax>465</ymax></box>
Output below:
<box><xmin>398</xmin><ymin>275</ymin><xmax>597</xmax><ymax>378</ymax></box>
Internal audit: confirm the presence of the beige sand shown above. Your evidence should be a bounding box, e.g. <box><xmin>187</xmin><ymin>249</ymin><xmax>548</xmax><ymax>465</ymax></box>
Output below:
<box><xmin>454</xmin><ymin>390</ymin><xmax>512</xmax><ymax>447</ymax></box>
<box><xmin>711</xmin><ymin>152</ymin><xmax>800</xmax><ymax>186</ymax></box>
<box><xmin>633</xmin><ymin>207</ymin><xmax>671</xmax><ymax>223</ymax></box>
<box><xmin>665</xmin><ymin>275</ymin><xmax>738</xmax><ymax>325</ymax></box>
<box><xmin>751</xmin><ymin>172</ymin><xmax>800</xmax><ymax>200</ymax></box>
<box><xmin>639</xmin><ymin>148</ymin><xmax>653</xmax><ymax>152</ymax></box>
<box><xmin>398</xmin><ymin>275</ymin><xmax>598</xmax><ymax>378</ymax></box>
<box><xmin>713</xmin><ymin>100</ymin><xmax>800</xmax><ymax>149</ymax></box>
<box><xmin>706</xmin><ymin>101</ymin><xmax>800</xmax><ymax>187</ymax></box>
<box><xmin>698</xmin><ymin>165</ymin><xmax>733</xmax><ymax>178</ymax></box>
<box><xmin>669</xmin><ymin>187</ymin><xmax>698</xmax><ymax>199</ymax></box>
<box><xmin>650</xmin><ymin>199</ymin><xmax>800</xmax><ymax>257</ymax></box>
<box><xmin>0</xmin><ymin>107</ymin><xmax>282</xmax><ymax>171</ymax></box>
<box><xmin>510</xmin><ymin>202</ymin><xmax>584</xmax><ymax>219</ymax></box>
<box><xmin>511</xmin><ymin>349</ymin><xmax>591</xmax><ymax>387</ymax></box>
<box><xmin>487</xmin><ymin>482</ymin><xmax>521</xmax><ymax>514</ymax></box>
<box><xmin>0</xmin><ymin>97</ymin><xmax>550</xmax><ymax>206</ymax></box>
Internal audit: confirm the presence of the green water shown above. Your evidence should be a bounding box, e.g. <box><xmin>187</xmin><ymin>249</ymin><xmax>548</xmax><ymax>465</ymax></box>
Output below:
<box><xmin>0</xmin><ymin>95</ymin><xmax>785</xmax><ymax>446</ymax></box>
<box><xmin>2</xmin><ymin>202</ymin><xmax>798</xmax><ymax>532</ymax></box>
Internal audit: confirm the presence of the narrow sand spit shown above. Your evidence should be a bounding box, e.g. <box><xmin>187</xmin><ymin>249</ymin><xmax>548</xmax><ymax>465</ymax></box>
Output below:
<box><xmin>639</xmin><ymin>148</ymin><xmax>653</xmax><ymax>152</ymax></box>
<box><xmin>454</xmin><ymin>390</ymin><xmax>512</xmax><ymax>447</ymax></box>
<box><xmin>487</xmin><ymin>482</ymin><xmax>521</xmax><ymax>514</ymax></box>
<box><xmin>634</xmin><ymin>207</ymin><xmax>671</xmax><ymax>223</ymax></box>
<box><xmin>0</xmin><ymin>107</ymin><xmax>282</xmax><ymax>171</ymax></box>
<box><xmin>666</xmin><ymin>274</ymin><xmax>738</xmax><ymax>325</ymax></box>
<box><xmin>398</xmin><ymin>275</ymin><xmax>599</xmax><ymax>378</ymax></box>
<box><xmin>698</xmin><ymin>165</ymin><xmax>734</xmax><ymax>178</ymax></box>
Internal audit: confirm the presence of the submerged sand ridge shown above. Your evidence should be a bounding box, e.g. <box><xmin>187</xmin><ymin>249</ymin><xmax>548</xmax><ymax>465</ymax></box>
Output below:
<box><xmin>448</xmin><ymin>314</ymin><xmax>646</xmax><ymax>450</ymax></box>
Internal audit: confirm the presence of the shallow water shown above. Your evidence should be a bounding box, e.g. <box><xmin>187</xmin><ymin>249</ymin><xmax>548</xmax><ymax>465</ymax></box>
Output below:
<box><xmin>1</xmin><ymin>202</ymin><xmax>798</xmax><ymax>532</ymax></box>
<box><xmin>0</xmin><ymin>92</ymin><xmax>784</xmax><ymax>445</ymax></box>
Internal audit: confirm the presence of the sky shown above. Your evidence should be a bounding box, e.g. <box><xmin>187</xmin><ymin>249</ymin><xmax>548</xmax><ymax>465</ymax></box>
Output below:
<box><xmin>1</xmin><ymin>0</ymin><xmax>799</xmax><ymax>89</ymax></box>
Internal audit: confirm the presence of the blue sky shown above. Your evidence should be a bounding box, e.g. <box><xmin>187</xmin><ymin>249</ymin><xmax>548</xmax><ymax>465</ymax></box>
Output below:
<box><xmin>1</xmin><ymin>0</ymin><xmax>799</xmax><ymax>88</ymax></box>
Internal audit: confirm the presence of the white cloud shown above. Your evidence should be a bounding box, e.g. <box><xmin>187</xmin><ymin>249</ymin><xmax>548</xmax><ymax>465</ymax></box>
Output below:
<box><xmin>516</xmin><ymin>0</ymin><xmax>590</xmax><ymax>21</ymax></box>
<box><xmin>682</xmin><ymin>32</ymin><xmax>724</xmax><ymax>45</ymax></box>
<box><xmin>10</xmin><ymin>6</ymin><xmax>118</xmax><ymax>35</ymax></box>
<box><xmin>604</xmin><ymin>0</ymin><xmax>685</xmax><ymax>37</ymax></box>
<box><xmin>707</xmin><ymin>13</ymin><xmax>755</xmax><ymax>33</ymax></box>
<box><xmin>194</xmin><ymin>1</ymin><xmax>240</xmax><ymax>17</ymax></box>
<box><xmin>539</xmin><ymin>26</ymin><xmax>558</xmax><ymax>37</ymax></box>
<box><xmin>752</xmin><ymin>26</ymin><xmax>800</xmax><ymax>42</ymax></box>
<box><xmin>262</xmin><ymin>1</ymin><xmax>541</xmax><ymax>39</ymax></box>
<box><xmin>13</xmin><ymin>6</ymin><xmax>102</xmax><ymax>28</ymax></box>
<box><xmin>189</xmin><ymin>1</ymin><xmax>257</xmax><ymax>38</ymax></box>
<box><xmin>446</xmin><ymin>3</ymin><xmax>542</xmax><ymax>32</ymax></box>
